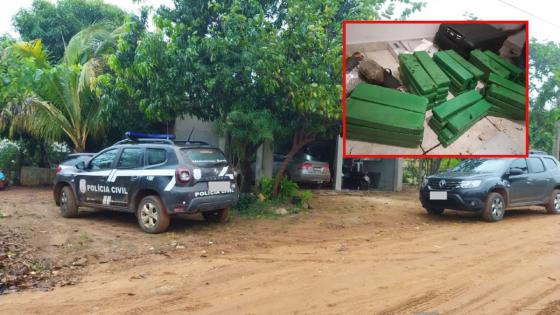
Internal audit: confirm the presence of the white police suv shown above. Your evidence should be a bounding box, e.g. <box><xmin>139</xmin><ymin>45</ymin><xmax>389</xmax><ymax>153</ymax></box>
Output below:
<box><xmin>53</xmin><ymin>132</ymin><xmax>239</xmax><ymax>233</ymax></box>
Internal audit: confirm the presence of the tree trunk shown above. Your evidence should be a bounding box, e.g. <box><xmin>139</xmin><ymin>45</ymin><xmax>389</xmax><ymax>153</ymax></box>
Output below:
<box><xmin>271</xmin><ymin>129</ymin><xmax>315</xmax><ymax>197</ymax></box>
<box><xmin>239</xmin><ymin>157</ymin><xmax>253</xmax><ymax>193</ymax></box>
<box><xmin>429</xmin><ymin>159</ymin><xmax>442</xmax><ymax>175</ymax></box>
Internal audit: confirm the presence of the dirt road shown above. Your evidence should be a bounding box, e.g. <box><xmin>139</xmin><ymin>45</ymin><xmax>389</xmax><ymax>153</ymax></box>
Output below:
<box><xmin>1</xmin><ymin>186</ymin><xmax>560</xmax><ymax>314</ymax></box>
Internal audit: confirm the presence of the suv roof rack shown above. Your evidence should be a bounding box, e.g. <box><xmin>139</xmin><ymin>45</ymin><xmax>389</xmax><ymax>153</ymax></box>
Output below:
<box><xmin>113</xmin><ymin>138</ymin><xmax>175</xmax><ymax>146</ymax></box>
<box><xmin>113</xmin><ymin>131</ymin><xmax>177</xmax><ymax>146</ymax></box>
<box><xmin>529</xmin><ymin>150</ymin><xmax>548</xmax><ymax>155</ymax></box>
<box><xmin>173</xmin><ymin>140</ymin><xmax>210</xmax><ymax>146</ymax></box>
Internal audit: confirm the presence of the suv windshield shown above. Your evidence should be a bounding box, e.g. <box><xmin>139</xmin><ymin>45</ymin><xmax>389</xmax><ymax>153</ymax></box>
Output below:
<box><xmin>181</xmin><ymin>148</ymin><xmax>228</xmax><ymax>167</ymax></box>
<box><xmin>450</xmin><ymin>159</ymin><xmax>511</xmax><ymax>174</ymax></box>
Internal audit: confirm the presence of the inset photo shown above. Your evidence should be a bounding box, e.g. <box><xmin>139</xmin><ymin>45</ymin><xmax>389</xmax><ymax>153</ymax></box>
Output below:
<box><xmin>343</xmin><ymin>21</ymin><xmax>528</xmax><ymax>157</ymax></box>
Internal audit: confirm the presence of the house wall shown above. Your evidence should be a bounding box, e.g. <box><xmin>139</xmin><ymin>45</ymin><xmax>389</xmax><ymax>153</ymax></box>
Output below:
<box><xmin>346</xmin><ymin>23</ymin><xmax>440</xmax><ymax>45</ymax></box>
<box><xmin>362</xmin><ymin>158</ymin><xmax>402</xmax><ymax>191</ymax></box>
<box><xmin>174</xmin><ymin>115</ymin><xmax>222</xmax><ymax>149</ymax></box>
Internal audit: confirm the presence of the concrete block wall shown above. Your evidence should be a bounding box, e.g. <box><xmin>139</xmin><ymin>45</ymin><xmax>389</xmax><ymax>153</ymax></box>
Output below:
<box><xmin>20</xmin><ymin>167</ymin><xmax>55</xmax><ymax>186</ymax></box>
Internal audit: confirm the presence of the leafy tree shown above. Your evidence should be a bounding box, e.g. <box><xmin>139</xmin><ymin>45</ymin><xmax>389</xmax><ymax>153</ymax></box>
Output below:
<box><xmin>12</xmin><ymin>0</ymin><xmax>126</xmax><ymax>61</ymax></box>
<box><xmin>1</xmin><ymin>25</ymin><xmax>120</xmax><ymax>152</ymax></box>
<box><xmin>528</xmin><ymin>39</ymin><xmax>560</xmax><ymax>153</ymax></box>
<box><xmin>103</xmin><ymin>0</ymin><xmax>424</xmax><ymax>194</ymax></box>
<box><xmin>267</xmin><ymin>0</ymin><xmax>423</xmax><ymax>196</ymax></box>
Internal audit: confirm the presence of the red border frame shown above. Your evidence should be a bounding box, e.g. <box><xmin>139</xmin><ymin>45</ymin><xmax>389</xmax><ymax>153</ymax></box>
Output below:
<box><xmin>342</xmin><ymin>20</ymin><xmax>530</xmax><ymax>158</ymax></box>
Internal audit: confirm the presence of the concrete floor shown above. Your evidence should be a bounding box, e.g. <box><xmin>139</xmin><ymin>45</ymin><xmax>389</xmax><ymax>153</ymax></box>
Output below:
<box><xmin>345</xmin><ymin>44</ymin><xmax>526</xmax><ymax>156</ymax></box>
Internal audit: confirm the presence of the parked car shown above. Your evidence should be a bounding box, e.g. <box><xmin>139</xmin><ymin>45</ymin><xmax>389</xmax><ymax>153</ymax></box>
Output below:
<box><xmin>56</xmin><ymin>153</ymin><xmax>95</xmax><ymax>174</ymax></box>
<box><xmin>273</xmin><ymin>152</ymin><xmax>331</xmax><ymax>185</ymax></box>
<box><xmin>0</xmin><ymin>170</ymin><xmax>8</xmax><ymax>189</ymax></box>
<box><xmin>419</xmin><ymin>152</ymin><xmax>560</xmax><ymax>221</ymax></box>
<box><xmin>53</xmin><ymin>132</ymin><xmax>239</xmax><ymax>233</ymax></box>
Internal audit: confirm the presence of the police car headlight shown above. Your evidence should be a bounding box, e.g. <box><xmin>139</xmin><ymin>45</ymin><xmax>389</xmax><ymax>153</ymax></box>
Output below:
<box><xmin>421</xmin><ymin>177</ymin><xmax>428</xmax><ymax>188</ymax></box>
<box><xmin>460</xmin><ymin>180</ymin><xmax>481</xmax><ymax>188</ymax></box>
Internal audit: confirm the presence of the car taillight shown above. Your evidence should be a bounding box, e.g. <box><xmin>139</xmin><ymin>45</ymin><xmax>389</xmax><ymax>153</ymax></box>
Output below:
<box><xmin>299</xmin><ymin>162</ymin><xmax>313</xmax><ymax>170</ymax></box>
<box><xmin>55</xmin><ymin>165</ymin><xmax>62</xmax><ymax>174</ymax></box>
<box><xmin>176</xmin><ymin>167</ymin><xmax>191</xmax><ymax>184</ymax></box>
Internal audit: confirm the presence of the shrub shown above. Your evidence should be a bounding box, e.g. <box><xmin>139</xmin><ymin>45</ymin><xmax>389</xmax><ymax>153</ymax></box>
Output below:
<box><xmin>0</xmin><ymin>139</ymin><xmax>20</xmax><ymax>181</ymax></box>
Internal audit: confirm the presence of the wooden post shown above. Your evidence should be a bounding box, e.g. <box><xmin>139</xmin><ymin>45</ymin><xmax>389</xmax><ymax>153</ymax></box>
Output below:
<box><xmin>554</xmin><ymin>121</ymin><xmax>560</xmax><ymax>159</ymax></box>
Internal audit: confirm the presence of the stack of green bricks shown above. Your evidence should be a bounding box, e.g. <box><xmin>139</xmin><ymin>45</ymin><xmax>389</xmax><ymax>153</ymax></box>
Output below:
<box><xmin>428</xmin><ymin>90</ymin><xmax>491</xmax><ymax>147</ymax></box>
<box><xmin>484</xmin><ymin>73</ymin><xmax>526</xmax><ymax>120</ymax></box>
<box><xmin>399</xmin><ymin>52</ymin><xmax>449</xmax><ymax>109</ymax></box>
<box><xmin>433</xmin><ymin>51</ymin><xmax>477</xmax><ymax>95</ymax></box>
<box><xmin>346</xmin><ymin>83</ymin><xmax>428</xmax><ymax>148</ymax></box>
<box><xmin>469</xmin><ymin>49</ymin><xmax>524</xmax><ymax>83</ymax></box>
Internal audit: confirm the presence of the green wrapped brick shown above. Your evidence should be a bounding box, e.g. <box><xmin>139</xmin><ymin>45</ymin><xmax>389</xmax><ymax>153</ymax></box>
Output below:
<box><xmin>437</xmin><ymin>100</ymin><xmax>491</xmax><ymax>147</ymax></box>
<box><xmin>445</xmin><ymin>50</ymin><xmax>485</xmax><ymax>80</ymax></box>
<box><xmin>345</xmin><ymin>83</ymin><xmax>427</xmax><ymax>147</ymax></box>
<box><xmin>350</xmin><ymin>82</ymin><xmax>428</xmax><ymax>113</ymax></box>
<box><xmin>399</xmin><ymin>54</ymin><xmax>436</xmax><ymax>95</ymax></box>
<box><xmin>469</xmin><ymin>49</ymin><xmax>511</xmax><ymax>80</ymax></box>
<box><xmin>486</xmin><ymin>85</ymin><xmax>525</xmax><ymax>108</ymax></box>
<box><xmin>432</xmin><ymin>90</ymin><xmax>483</xmax><ymax>121</ymax></box>
<box><xmin>433</xmin><ymin>51</ymin><xmax>474</xmax><ymax>86</ymax></box>
<box><xmin>346</xmin><ymin>98</ymin><xmax>425</xmax><ymax>134</ymax></box>
<box><xmin>446</xmin><ymin>99</ymin><xmax>491</xmax><ymax>134</ymax></box>
<box><xmin>346</xmin><ymin>124</ymin><xmax>423</xmax><ymax>148</ymax></box>
<box><xmin>486</xmin><ymin>73</ymin><xmax>525</xmax><ymax>95</ymax></box>
<box><xmin>488</xmin><ymin>108</ymin><xmax>525</xmax><ymax>120</ymax></box>
<box><xmin>486</xmin><ymin>95</ymin><xmax>525</xmax><ymax>114</ymax></box>
<box><xmin>485</xmin><ymin>51</ymin><xmax>524</xmax><ymax>81</ymax></box>
<box><xmin>414</xmin><ymin>51</ymin><xmax>450</xmax><ymax>88</ymax></box>
<box><xmin>400</xmin><ymin>72</ymin><xmax>437</xmax><ymax>101</ymax></box>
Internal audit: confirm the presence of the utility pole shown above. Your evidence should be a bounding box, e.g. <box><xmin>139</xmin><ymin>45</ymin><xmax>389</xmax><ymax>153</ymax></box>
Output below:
<box><xmin>554</xmin><ymin>121</ymin><xmax>560</xmax><ymax>159</ymax></box>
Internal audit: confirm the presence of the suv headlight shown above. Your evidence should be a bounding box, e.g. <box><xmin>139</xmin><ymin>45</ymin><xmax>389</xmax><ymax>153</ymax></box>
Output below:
<box><xmin>421</xmin><ymin>177</ymin><xmax>428</xmax><ymax>188</ymax></box>
<box><xmin>460</xmin><ymin>180</ymin><xmax>481</xmax><ymax>188</ymax></box>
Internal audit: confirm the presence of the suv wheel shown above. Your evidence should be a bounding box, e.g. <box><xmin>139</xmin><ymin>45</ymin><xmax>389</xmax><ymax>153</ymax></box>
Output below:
<box><xmin>545</xmin><ymin>189</ymin><xmax>560</xmax><ymax>214</ymax></box>
<box><xmin>202</xmin><ymin>208</ymin><xmax>230</xmax><ymax>223</ymax></box>
<box><xmin>137</xmin><ymin>196</ymin><xmax>170</xmax><ymax>233</ymax></box>
<box><xmin>59</xmin><ymin>186</ymin><xmax>79</xmax><ymax>218</ymax></box>
<box><xmin>482</xmin><ymin>192</ymin><xmax>505</xmax><ymax>222</ymax></box>
<box><xmin>425</xmin><ymin>208</ymin><xmax>444</xmax><ymax>215</ymax></box>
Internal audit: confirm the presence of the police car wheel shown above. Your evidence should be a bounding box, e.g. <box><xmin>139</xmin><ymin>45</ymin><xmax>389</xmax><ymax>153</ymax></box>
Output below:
<box><xmin>137</xmin><ymin>196</ymin><xmax>170</xmax><ymax>233</ymax></box>
<box><xmin>202</xmin><ymin>208</ymin><xmax>230</xmax><ymax>223</ymax></box>
<box><xmin>60</xmin><ymin>186</ymin><xmax>79</xmax><ymax>218</ymax></box>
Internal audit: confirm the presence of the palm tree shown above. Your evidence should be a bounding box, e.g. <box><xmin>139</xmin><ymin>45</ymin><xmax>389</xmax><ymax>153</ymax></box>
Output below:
<box><xmin>1</xmin><ymin>25</ymin><xmax>121</xmax><ymax>152</ymax></box>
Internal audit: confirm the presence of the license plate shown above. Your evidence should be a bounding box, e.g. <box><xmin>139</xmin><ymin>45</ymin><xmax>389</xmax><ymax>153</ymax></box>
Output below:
<box><xmin>208</xmin><ymin>181</ymin><xmax>230</xmax><ymax>192</ymax></box>
<box><xmin>429</xmin><ymin>191</ymin><xmax>447</xmax><ymax>200</ymax></box>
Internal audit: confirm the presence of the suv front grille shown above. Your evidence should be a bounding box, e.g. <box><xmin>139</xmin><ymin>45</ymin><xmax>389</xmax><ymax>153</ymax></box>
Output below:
<box><xmin>428</xmin><ymin>178</ymin><xmax>461</xmax><ymax>190</ymax></box>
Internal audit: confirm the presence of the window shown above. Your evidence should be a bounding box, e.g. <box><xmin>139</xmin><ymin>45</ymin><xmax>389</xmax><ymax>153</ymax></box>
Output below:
<box><xmin>543</xmin><ymin>158</ymin><xmax>559</xmax><ymax>170</ymax></box>
<box><xmin>509</xmin><ymin>159</ymin><xmax>528</xmax><ymax>173</ymax></box>
<box><xmin>147</xmin><ymin>148</ymin><xmax>167</xmax><ymax>165</ymax></box>
<box><xmin>528</xmin><ymin>158</ymin><xmax>545</xmax><ymax>173</ymax></box>
<box><xmin>180</xmin><ymin>148</ymin><xmax>227</xmax><ymax>166</ymax></box>
<box><xmin>88</xmin><ymin>149</ymin><xmax>118</xmax><ymax>170</ymax></box>
<box><xmin>118</xmin><ymin>148</ymin><xmax>144</xmax><ymax>169</ymax></box>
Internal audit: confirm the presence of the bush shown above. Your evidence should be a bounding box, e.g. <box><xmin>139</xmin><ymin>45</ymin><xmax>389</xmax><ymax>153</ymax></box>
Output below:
<box><xmin>0</xmin><ymin>139</ymin><xmax>20</xmax><ymax>181</ymax></box>
<box><xmin>259</xmin><ymin>177</ymin><xmax>274</xmax><ymax>199</ymax></box>
<box><xmin>278</xmin><ymin>176</ymin><xmax>299</xmax><ymax>202</ymax></box>
<box><xmin>257</xmin><ymin>176</ymin><xmax>300</xmax><ymax>202</ymax></box>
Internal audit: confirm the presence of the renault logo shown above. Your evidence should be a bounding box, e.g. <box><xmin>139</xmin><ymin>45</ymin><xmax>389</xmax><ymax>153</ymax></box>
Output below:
<box><xmin>439</xmin><ymin>179</ymin><xmax>446</xmax><ymax>188</ymax></box>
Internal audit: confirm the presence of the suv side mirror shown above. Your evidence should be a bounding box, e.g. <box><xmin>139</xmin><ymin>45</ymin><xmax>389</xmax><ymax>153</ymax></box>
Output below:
<box><xmin>508</xmin><ymin>167</ymin><xmax>523</xmax><ymax>176</ymax></box>
<box><xmin>75</xmin><ymin>161</ymin><xmax>86</xmax><ymax>170</ymax></box>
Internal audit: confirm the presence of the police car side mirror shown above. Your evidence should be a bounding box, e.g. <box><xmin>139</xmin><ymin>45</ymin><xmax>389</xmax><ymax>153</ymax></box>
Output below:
<box><xmin>508</xmin><ymin>168</ymin><xmax>523</xmax><ymax>176</ymax></box>
<box><xmin>75</xmin><ymin>161</ymin><xmax>86</xmax><ymax>170</ymax></box>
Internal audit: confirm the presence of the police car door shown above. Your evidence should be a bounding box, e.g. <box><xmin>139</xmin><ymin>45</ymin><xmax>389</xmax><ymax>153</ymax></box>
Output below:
<box><xmin>77</xmin><ymin>148</ymin><xmax>119</xmax><ymax>204</ymax></box>
<box><xmin>109</xmin><ymin>147</ymin><xmax>145</xmax><ymax>207</ymax></box>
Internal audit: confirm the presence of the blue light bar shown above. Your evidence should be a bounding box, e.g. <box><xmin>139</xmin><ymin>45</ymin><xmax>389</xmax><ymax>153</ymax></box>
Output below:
<box><xmin>125</xmin><ymin>131</ymin><xmax>176</xmax><ymax>140</ymax></box>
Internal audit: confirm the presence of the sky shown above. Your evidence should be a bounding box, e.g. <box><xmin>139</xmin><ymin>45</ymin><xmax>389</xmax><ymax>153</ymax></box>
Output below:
<box><xmin>0</xmin><ymin>0</ymin><xmax>559</xmax><ymax>42</ymax></box>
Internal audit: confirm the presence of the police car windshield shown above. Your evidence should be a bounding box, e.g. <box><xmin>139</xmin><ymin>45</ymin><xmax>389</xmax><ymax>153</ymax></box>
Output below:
<box><xmin>450</xmin><ymin>158</ymin><xmax>512</xmax><ymax>174</ymax></box>
<box><xmin>180</xmin><ymin>148</ymin><xmax>228</xmax><ymax>167</ymax></box>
